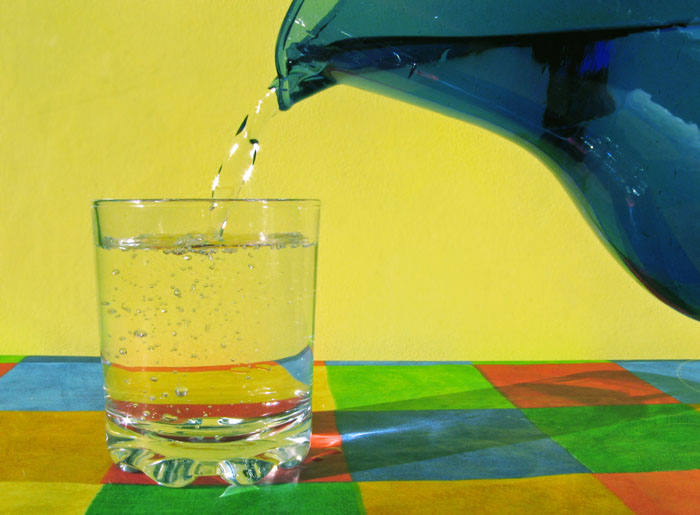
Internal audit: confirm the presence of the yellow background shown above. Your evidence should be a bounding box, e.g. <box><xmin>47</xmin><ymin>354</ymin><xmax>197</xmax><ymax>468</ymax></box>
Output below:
<box><xmin>2</xmin><ymin>0</ymin><xmax>699</xmax><ymax>360</ymax></box>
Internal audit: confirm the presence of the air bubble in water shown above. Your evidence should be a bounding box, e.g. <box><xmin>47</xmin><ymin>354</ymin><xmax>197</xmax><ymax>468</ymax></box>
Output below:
<box><xmin>173</xmin><ymin>289</ymin><xmax>182</xmax><ymax>297</ymax></box>
<box><xmin>175</xmin><ymin>386</ymin><xmax>188</xmax><ymax>397</ymax></box>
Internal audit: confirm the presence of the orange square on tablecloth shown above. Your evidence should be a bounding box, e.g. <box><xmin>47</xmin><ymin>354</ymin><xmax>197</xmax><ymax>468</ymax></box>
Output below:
<box><xmin>0</xmin><ymin>411</ymin><xmax>111</xmax><ymax>484</ymax></box>
<box><xmin>475</xmin><ymin>362</ymin><xmax>679</xmax><ymax>408</ymax></box>
<box><xmin>595</xmin><ymin>470</ymin><xmax>700</xmax><ymax>515</ymax></box>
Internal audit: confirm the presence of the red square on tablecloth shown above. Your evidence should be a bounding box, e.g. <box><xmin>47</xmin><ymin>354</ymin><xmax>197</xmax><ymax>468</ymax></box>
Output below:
<box><xmin>595</xmin><ymin>470</ymin><xmax>700</xmax><ymax>515</ymax></box>
<box><xmin>475</xmin><ymin>362</ymin><xmax>679</xmax><ymax>408</ymax></box>
<box><xmin>0</xmin><ymin>363</ymin><xmax>16</xmax><ymax>378</ymax></box>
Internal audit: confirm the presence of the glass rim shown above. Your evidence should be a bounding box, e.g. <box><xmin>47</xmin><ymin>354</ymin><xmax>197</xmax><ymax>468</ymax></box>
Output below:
<box><xmin>93</xmin><ymin>198</ymin><xmax>320</xmax><ymax>207</ymax></box>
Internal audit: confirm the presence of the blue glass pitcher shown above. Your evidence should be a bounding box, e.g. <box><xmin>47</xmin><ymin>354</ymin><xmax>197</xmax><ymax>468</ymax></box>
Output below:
<box><xmin>274</xmin><ymin>0</ymin><xmax>700</xmax><ymax>319</ymax></box>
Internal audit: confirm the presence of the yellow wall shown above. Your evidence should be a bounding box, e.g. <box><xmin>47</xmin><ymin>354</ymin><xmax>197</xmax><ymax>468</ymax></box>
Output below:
<box><xmin>2</xmin><ymin>0</ymin><xmax>700</xmax><ymax>360</ymax></box>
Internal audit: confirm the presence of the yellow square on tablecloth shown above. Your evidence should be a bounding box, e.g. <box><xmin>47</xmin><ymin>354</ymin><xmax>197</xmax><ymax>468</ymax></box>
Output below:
<box><xmin>0</xmin><ymin>411</ymin><xmax>111</xmax><ymax>484</ymax></box>
<box><xmin>0</xmin><ymin>481</ymin><xmax>101</xmax><ymax>514</ymax></box>
<box><xmin>358</xmin><ymin>475</ymin><xmax>632</xmax><ymax>514</ymax></box>
<box><xmin>312</xmin><ymin>365</ymin><xmax>337</xmax><ymax>412</ymax></box>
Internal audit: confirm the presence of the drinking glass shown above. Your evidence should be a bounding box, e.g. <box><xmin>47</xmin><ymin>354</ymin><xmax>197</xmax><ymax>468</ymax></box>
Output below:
<box><xmin>93</xmin><ymin>199</ymin><xmax>320</xmax><ymax>487</ymax></box>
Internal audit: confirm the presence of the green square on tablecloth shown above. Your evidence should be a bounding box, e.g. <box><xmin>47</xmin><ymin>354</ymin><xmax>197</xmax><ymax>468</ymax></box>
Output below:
<box><xmin>0</xmin><ymin>355</ymin><xmax>23</xmax><ymax>363</ymax></box>
<box><xmin>523</xmin><ymin>404</ymin><xmax>700</xmax><ymax>473</ymax></box>
<box><xmin>87</xmin><ymin>483</ymin><xmax>364</xmax><ymax>514</ymax></box>
<box><xmin>326</xmin><ymin>365</ymin><xmax>513</xmax><ymax>410</ymax></box>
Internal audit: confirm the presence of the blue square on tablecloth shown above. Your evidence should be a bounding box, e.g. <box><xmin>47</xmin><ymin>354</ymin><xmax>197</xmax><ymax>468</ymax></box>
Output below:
<box><xmin>0</xmin><ymin>358</ymin><xmax>104</xmax><ymax>411</ymax></box>
<box><xmin>615</xmin><ymin>360</ymin><xmax>700</xmax><ymax>403</ymax></box>
<box><xmin>335</xmin><ymin>409</ymin><xmax>588</xmax><ymax>481</ymax></box>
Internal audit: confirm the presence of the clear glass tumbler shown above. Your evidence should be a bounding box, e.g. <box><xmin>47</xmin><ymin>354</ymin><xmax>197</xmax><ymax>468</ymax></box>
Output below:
<box><xmin>92</xmin><ymin>199</ymin><xmax>320</xmax><ymax>487</ymax></box>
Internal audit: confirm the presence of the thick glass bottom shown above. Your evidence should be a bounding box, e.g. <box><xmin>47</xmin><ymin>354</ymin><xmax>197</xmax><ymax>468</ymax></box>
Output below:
<box><xmin>105</xmin><ymin>409</ymin><xmax>311</xmax><ymax>488</ymax></box>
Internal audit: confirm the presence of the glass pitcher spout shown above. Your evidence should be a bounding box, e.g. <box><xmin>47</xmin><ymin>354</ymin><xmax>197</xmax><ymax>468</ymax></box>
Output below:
<box><xmin>275</xmin><ymin>0</ymin><xmax>700</xmax><ymax>320</ymax></box>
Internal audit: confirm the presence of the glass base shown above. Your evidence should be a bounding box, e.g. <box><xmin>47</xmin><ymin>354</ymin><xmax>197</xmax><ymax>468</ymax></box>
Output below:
<box><xmin>105</xmin><ymin>414</ymin><xmax>311</xmax><ymax>488</ymax></box>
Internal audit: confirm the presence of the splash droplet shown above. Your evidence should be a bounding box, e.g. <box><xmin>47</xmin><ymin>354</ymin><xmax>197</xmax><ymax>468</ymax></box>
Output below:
<box><xmin>133</xmin><ymin>330</ymin><xmax>147</xmax><ymax>338</ymax></box>
<box><xmin>175</xmin><ymin>386</ymin><xmax>189</xmax><ymax>397</ymax></box>
<box><xmin>119</xmin><ymin>348</ymin><xmax>127</xmax><ymax>355</ymax></box>
<box><xmin>112</xmin><ymin>269</ymin><xmax>120</xmax><ymax>275</ymax></box>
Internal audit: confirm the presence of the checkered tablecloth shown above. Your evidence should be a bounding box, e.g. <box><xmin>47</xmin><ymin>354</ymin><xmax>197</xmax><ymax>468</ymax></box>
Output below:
<box><xmin>2</xmin><ymin>356</ymin><xmax>700</xmax><ymax>513</ymax></box>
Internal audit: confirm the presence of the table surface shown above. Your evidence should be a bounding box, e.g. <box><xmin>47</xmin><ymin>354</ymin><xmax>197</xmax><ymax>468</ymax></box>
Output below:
<box><xmin>2</xmin><ymin>356</ymin><xmax>700</xmax><ymax>514</ymax></box>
